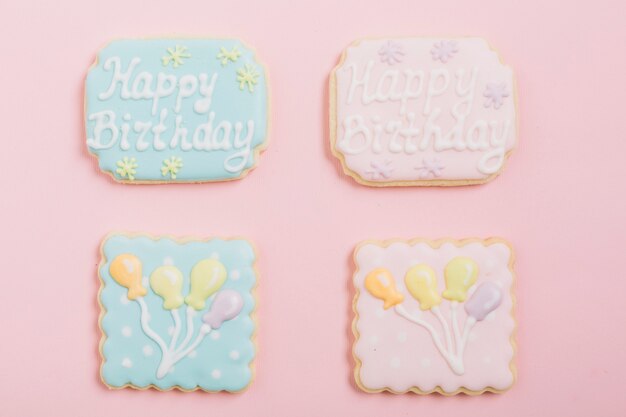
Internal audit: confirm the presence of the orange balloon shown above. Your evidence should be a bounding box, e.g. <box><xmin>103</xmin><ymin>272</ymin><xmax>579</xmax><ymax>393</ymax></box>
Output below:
<box><xmin>109</xmin><ymin>254</ymin><xmax>146</xmax><ymax>300</ymax></box>
<box><xmin>364</xmin><ymin>268</ymin><xmax>404</xmax><ymax>309</ymax></box>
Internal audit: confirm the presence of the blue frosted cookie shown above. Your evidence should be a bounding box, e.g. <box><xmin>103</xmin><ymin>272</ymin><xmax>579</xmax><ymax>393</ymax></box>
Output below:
<box><xmin>86</xmin><ymin>39</ymin><xmax>268</xmax><ymax>183</ymax></box>
<box><xmin>98</xmin><ymin>233</ymin><xmax>257</xmax><ymax>392</ymax></box>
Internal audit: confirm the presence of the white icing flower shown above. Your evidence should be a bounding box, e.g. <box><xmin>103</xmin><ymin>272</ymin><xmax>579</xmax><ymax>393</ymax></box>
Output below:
<box><xmin>415</xmin><ymin>158</ymin><xmax>445</xmax><ymax>179</ymax></box>
<box><xmin>116</xmin><ymin>157</ymin><xmax>138</xmax><ymax>180</ymax></box>
<box><xmin>483</xmin><ymin>82</ymin><xmax>509</xmax><ymax>109</ymax></box>
<box><xmin>365</xmin><ymin>160</ymin><xmax>394</xmax><ymax>180</ymax></box>
<box><xmin>430</xmin><ymin>40</ymin><xmax>458</xmax><ymax>63</ymax></box>
<box><xmin>378</xmin><ymin>41</ymin><xmax>404</xmax><ymax>65</ymax></box>
<box><xmin>161</xmin><ymin>156</ymin><xmax>183</xmax><ymax>179</ymax></box>
<box><xmin>161</xmin><ymin>45</ymin><xmax>191</xmax><ymax>68</ymax></box>
<box><xmin>237</xmin><ymin>64</ymin><xmax>260</xmax><ymax>93</ymax></box>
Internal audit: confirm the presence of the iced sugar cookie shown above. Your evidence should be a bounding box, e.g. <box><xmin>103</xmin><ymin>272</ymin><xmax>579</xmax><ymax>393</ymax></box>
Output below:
<box><xmin>352</xmin><ymin>238</ymin><xmax>516</xmax><ymax>394</ymax></box>
<box><xmin>98</xmin><ymin>233</ymin><xmax>257</xmax><ymax>392</ymax></box>
<box><xmin>331</xmin><ymin>38</ymin><xmax>517</xmax><ymax>186</ymax></box>
<box><xmin>86</xmin><ymin>39</ymin><xmax>268</xmax><ymax>183</ymax></box>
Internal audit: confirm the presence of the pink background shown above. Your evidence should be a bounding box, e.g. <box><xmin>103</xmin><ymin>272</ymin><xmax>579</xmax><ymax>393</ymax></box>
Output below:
<box><xmin>1</xmin><ymin>0</ymin><xmax>625</xmax><ymax>416</ymax></box>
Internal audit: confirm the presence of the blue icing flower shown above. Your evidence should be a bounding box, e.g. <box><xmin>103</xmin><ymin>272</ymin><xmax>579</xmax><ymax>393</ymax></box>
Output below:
<box><xmin>99</xmin><ymin>234</ymin><xmax>257</xmax><ymax>391</ymax></box>
<box><xmin>86</xmin><ymin>39</ymin><xmax>268</xmax><ymax>182</ymax></box>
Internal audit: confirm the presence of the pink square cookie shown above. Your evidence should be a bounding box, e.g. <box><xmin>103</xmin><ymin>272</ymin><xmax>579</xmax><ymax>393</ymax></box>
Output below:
<box><xmin>352</xmin><ymin>238</ymin><xmax>516</xmax><ymax>394</ymax></box>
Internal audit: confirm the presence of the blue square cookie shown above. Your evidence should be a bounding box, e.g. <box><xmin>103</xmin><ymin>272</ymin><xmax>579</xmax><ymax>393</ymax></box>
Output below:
<box><xmin>98</xmin><ymin>233</ymin><xmax>257</xmax><ymax>391</ymax></box>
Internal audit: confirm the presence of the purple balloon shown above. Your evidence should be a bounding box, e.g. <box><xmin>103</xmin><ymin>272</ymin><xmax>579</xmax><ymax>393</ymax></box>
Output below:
<box><xmin>202</xmin><ymin>290</ymin><xmax>244</xmax><ymax>329</ymax></box>
<box><xmin>464</xmin><ymin>282</ymin><xmax>503</xmax><ymax>321</ymax></box>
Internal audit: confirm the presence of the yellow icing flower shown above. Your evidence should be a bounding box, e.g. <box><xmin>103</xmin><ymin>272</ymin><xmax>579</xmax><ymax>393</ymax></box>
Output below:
<box><xmin>161</xmin><ymin>156</ymin><xmax>183</xmax><ymax>179</ymax></box>
<box><xmin>217</xmin><ymin>46</ymin><xmax>241</xmax><ymax>66</ymax></box>
<box><xmin>236</xmin><ymin>63</ymin><xmax>260</xmax><ymax>93</ymax></box>
<box><xmin>162</xmin><ymin>45</ymin><xmax>191</xmax><ymax>68</ymax></box>
<box><xmin>116</xmin><ymin>157</ymin><xmax>138</xmax><ymax>180</ymax></box>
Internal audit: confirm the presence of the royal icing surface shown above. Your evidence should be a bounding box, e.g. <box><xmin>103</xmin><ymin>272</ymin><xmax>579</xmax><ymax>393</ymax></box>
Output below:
<box><xmin>331</xmin><ymin>38</ymin><xmax>517</xmax><ymax>186</ymax></box>
<box><xmin>86</xmin><ymin>39</ymin><xmax>268</xmax><ymax>183</ymax></box>
<box><xmin>353</xmin><ymin>238</ymin><xmax>516</xmax><ymax>394</ymax></box>
<box><xmin>99</xmin><ymin>234</ymin><xmax>257</xmax><ymax>392</ymax></box>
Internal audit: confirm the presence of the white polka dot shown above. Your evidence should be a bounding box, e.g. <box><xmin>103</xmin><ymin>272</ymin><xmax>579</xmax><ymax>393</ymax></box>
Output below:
<box><xmin>421</xmin><ymin>358</ymin><xmax>431</xmax><ymax>368</ymax></box>
<box><xmin>188</xmin><ymin>350</ymin><xmax>197</xmax><ymax>358</ymax></box>
<box><xmin>142</xmin><ymin>276</ymin><xmax>149</xmax><ymax>287</ymax></box>
<box><xmin>369</xmin><ymin>335</ymin><xmax>379</xmax><ymax>345</ymax></box>
<box><xmin>230</xmin><ymin>270</ymin><xmax>241</xmax><ymax>280</ymax></box>
<box><xmin>469</xmin><ymin>333</ymin><xmax>478</xmax><ymax>342</ymax></box>
<box><xmin>485</xmin><ymin>259</ymin><xmax>497</xmax><ymax>270</ymax></box>
<box><xmin>122</xmin><ymin>358</ymin><xmax>132</xmax><ymax>368</ymax></box>
<box><xmin>120</xmin><ymin>294</ymin><xmax>130</xmax><ymax>305</ymax></box>
<box><xmin>121</xmin><ymin>326</ymin><xmax>132</xmax><ymax>337</ymax></box>
<box><xmin>142</xmin><ymin>345</ymin><xmax>153</xmax><ymax>356</ymax></box>
<box><xmin>163</xmin><ymin>257</ymin><xmax>174</xmax><ymax>266</ymax></box>
<box><xmin>169</xmin><ymin>366</ymin><xmax>176</xmax><ymax>373</ymax></box>
<box><xmin>397</xmin><ymin>332</ymin><xmax>407</xmax><ymax>342</ymax></box>
<box><xmin>210</xmin><ymin>331</ymin><xmax>220</xmax><ymax>340</ymax></box>
<box><xmin>168</xmin><ymin>326</ymin><xmax>175</xmax><ymax>336</ymax></box>
<box><xmin>210</xmin><ymin>252</ymin><xmax>219</xmax><ymax>260</ymax></box>
<box><xmin>483</xmin><ymin>356</ymin><xmax>492</xmax><ymax>364</ymax></box>
<box><xmin>375</xmin><ymin>308</ymin><xmax>385</xmax><ymax>318</ymax></box>
<box><xmin>390</xmin><ymin>357</ymin><xmax>401</xmax><ymax>369</ymax></box>
<box><xmin>229</xmin><ymin>350</ymin><xmax>240</xmax><ymax>360</ymax></box>
<box><xmin>486</xmin><ymin>311</ymin><xmax>497</xmax><ymax>322</ymax></box>
<box><xmin>211</xmin><ymin>369</ymin><xmax>221</xmax><ymax>379</ymax></box>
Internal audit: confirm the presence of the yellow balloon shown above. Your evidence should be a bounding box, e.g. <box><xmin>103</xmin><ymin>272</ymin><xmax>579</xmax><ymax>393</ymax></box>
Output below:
<box><xmin>404</xmin><ymin>264</ymin><xmax>442</xmax><ymax>310</ymax></box>
<box><xmin>442</xmin><ymin>256</ymin><xmax>479</xmax><ymax>302</ymax></box>
<box><xmin>185</xmin><ymin>259</ymin><xmax>227</xmax><ymax>310</ymax></box>
<box><xmin>364</xmin><ymin>268</ymin><xmax>404</xmax><ymax>309</ymax></box>
<box><xmin>150</xmin><ymin>266</ymin><xmax>184</xmax><ymax>310</ymax></box>
<box><xmin>109</xmin><ymin>254</ymin><xmax>146</xmax><ymax>300</ymax></box>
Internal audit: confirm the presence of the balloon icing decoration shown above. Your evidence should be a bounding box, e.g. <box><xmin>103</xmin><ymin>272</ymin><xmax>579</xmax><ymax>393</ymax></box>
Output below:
<box><xmin>404</xmin><ymin>264</ymin><xmax>442</xmax><ymax>310</ymax></box>
<box><xmin>150</xmin><ymin>266</ymin><xmax>184</xmax><ymax>310</ymax></box>
<box><xmin>465</xmin><ymin>282</ymin><xmax>503</xmax><ymax>322</ymax></box>
<box><xmin>364</xmin><ymin>256</ymin><xmax>504</xmax><ymax>376</ymax></box>
<box><xmin>364</xmin><ymin>268</ymin><xmax>404</xmax><ymax>309</ymax></box>
<box><xmin>107</xmin><ymin>253</ymin><xmax>244</xmax><ymax>380</ymax></box>
<box><xmin>185</xmin><ymin>259</ymin><xmax>227</xmax><ymax>310</ymax></box>
<box><xmin>203</xmin><ymin>290</ymin><xmax>244</xmax><ymax>329</ymax></box>
<box><xmin>443</xmin><ymin>256</ymin><xmax>479</xmax><ymax>302</ymax></box>
<box><xmin>109</xmin><ymin>254</ymin><xmax>146</xmax><ymax>300</ymax></box>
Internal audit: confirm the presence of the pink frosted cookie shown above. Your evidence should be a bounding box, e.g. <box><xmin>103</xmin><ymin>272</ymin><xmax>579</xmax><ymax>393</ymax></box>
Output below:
<box><xmin>352</xmin><ymin>238</ymin><xmax>516</xmax><ymax>394</ymax></box>
<box><xmin>331</xmin><ymin>38</ymin><xmax>517</xmax><ymax>186</ymax></box>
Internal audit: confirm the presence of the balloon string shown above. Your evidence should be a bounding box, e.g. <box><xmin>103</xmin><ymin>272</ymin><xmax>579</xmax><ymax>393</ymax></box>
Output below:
<box><xmin>451</xmin><ymin>302</ymin><xmax>462</xmax><ymax>355</ymax></box>
<box><xmin>173</xmin><ymin>325</ymin><xmax>211</xmax><ymax>363</ymax></box>
<box><xmin>458</xmin><ymin>317</ymin><xmax>476</xmax><ymax>360</ymax></box>
<box><xmin>168</xmin><ymin>309</ymin><xmax>182</xmax><ymax>352</ymax></box>
<box><xmin>431</xmin><ymin>306</ymin><xmax>454</xmax><ymax>355</ymax></box>
<box><xmin>174</xmin><ymin>307</ymin><xmax>196</xmax><ymax>355</ymax></box>
<box><xmin>395</xmin><ymin>305</ymin><xmax>452</xmax><ymax>364</ymax></box>
<box><xmin>136</xmin><ymin>297</ymin><xmax>169</xmax><ymax>356</ymax></box>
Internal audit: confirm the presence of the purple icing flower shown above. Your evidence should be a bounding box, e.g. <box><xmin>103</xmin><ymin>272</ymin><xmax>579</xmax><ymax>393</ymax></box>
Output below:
<box><xmin>378</xmin><ymin>41</ymin><xmax>404</xmax><ymax>65</ymax></box>
<box><xmin>415</xmin><ymin>158</ymin><xmax>445</xmax><ymax>179</ymax></box>
<box><xmin>483</xmin><ymin>82</ymin><xmax>510</xmax><ymax>109</ymax></box>
<box><xmin>431</xmin><ymin>40</ymin><xmax>458</xmax><ymax>63</ymax></box>
<box><xmin>366</xmin><ymin>160</ymin><xmax>394</xmax><ymax>180</ymax></box>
